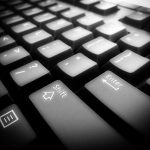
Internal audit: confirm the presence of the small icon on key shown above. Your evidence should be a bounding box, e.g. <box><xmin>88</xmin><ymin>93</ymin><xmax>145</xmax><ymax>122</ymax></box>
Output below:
<box><xmin>0</xmin><ymin>110</ymin><xmax>19</xmax><ymax>128</ymax></box>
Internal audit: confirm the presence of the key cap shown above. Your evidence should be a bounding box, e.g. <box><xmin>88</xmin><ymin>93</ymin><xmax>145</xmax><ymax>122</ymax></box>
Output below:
<box><xmin>0</xmin><ymin>81</ymin><xmax>12</xmax><ymax>110</ymax></box>
<box><xmin>33</xmin><ymin>12</ymin><xmax>57</xmax><ymax>27</ymax></box>
<box><xmin>14</xmin><ymin>3</ymin><xmax>32</xmax><ymax>11</ymax></box>
<box><xmin>44</xmin><ymin>18</ymin><xmax>73</xmax><ymax>38</ymax></box>
<box><xmin>0</xmin><ymin>46</ymin><xmax>32</xmax><ymax>72</ymax></box>
<box><xmin>52</xmin><ymin>53</ymin><xmax>99</xmax><ymax>91</ymax></box>
<box><xmin>29</xmin><ymin>80</ymin><xmax>131</xmax><ymax>150</ymax></box>
<box><xmin>80</xmin><ymin>37</ymin><xmax>119</xmax><ymax>66</ymax></box>
<box><xmin>60</xmin><ymin>26</ymin><xmax>93</xmax><ymax>51</ymax></box>
<box><xmin>76</xmin><ymin>12</ymin><xmax>104</xmax><ymax>31</ymax></box>
<box><xmin>0</xmin><ymin>10</ymin><xmax>14</xmax><ymax>18</ymax></box>
<box><xmin>103</xmin><ymin>50</ymin><xmax>150</xmax><ymax>84</ymax></box>
<box><xmin>95</xmin><ymin>21</ymin><xmax>128</xmax><ymax>42</ymax></box>
<box><xmin>10</xmin><ymin>61</ymin><xmax>52</xmax><ymax>95</ymax></box>
<box><xmin>137</xmin><ymin>6</ymin><xmax>150</xmax><ymax>14</ymax></box>
<box><xmin>118</xmin><ymin>2</ymin><xmax>140</xmax><ymax>10</ymax></box>
<box><xmin>94</xmin><ymin>1</ymin><xmax>118</xmax><ymax>15</ymax></box>
<box><xmin>118</xmin><ymin>32</ymin><xmax>150</xmax><ymax>56</ymax></box>
<box><xmin>61</xmin><ymin>7</ymin><xmax>85</xmax><ymax>23</ymax></box>
<box><xmin>48</xmin><ymin>2</ymin><xmax>70</xmax><ymax>15</ymax></box>
<box><xmin>23</xmin><ymin>7</ymin><xmax>43</xmax><ymax>17</ymax></box>
<box><xmin>0</xmin><ymin>35</ymin><xmax>16</xmax><ymax>52</ymax></box>
<box><xmin>38</xmin><ymin>0</ymin><xmax>57</xmax><ymax>8</ymax></box>
<box><xmin>0</xmin><ymin>104</ymin><xmax>36</xmax><ymax>149</ymax></box>
<box><xmin>83</xmin><ymin>70</ymin><xmax>150</xmax><ymax>139</ymax></box>
<box><xmin>121</xmin><ymin>12</ymin><xmax>150</xmax><ymax>28</ymax></box>
<box><xmin>7</xmin><ymin>0</ymin><xmax>23</xmax><ymax>6</ymax></box>
<box><xmin>36</xmin><ymin>40</ymin><xmax>73</xmax><ymax>69</ymax></box>
<box><xmin>22</xmin><ymin>29</ymin><xmax>53</xmax><ymax>52</ymax></box>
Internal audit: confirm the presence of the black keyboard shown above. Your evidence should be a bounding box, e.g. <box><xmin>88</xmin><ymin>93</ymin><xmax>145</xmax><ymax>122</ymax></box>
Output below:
<box><xmin>0</xmin><ymin>0</ymin><xmax>150</xmax><ymax>149</ymax></box>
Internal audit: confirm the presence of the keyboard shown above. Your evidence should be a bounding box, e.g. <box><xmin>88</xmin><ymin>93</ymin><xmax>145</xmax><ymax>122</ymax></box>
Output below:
<box><xmin>0</xmin><ymin>0</ymin><xmax>150</xmax><ymax>149</ymax></box>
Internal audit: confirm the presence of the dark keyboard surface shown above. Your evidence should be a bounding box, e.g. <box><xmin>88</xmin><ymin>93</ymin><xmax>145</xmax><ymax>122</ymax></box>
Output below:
<box><xmin>0</xmin><ymin>0</ymin><xmax>150</xmax><ymax>150</ymax></box>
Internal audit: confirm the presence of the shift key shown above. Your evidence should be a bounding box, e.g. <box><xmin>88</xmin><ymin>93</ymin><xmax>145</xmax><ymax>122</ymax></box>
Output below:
<box><xmin>29</xmin><ymin>80</ymin><xmax>131</xmax><ymax>150</ymax></box>
<box><xmin>85</xmin><ymin>71</ymin><xmax>150</xmax><ymax>139</ymax></box>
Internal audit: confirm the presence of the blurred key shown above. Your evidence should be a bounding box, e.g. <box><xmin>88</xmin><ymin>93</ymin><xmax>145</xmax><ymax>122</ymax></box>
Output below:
<box><xmin>118</xmin><ymin>32</ymin><xmax>150</xmax><ymax>56</ymax></box>
<box><xmin>104</xmin><ymin>50</ymin><xmax>150</xmax><ymax>84</ymax></box>
<box><xmin>45</xmin><ymin>18</ymin><xmax>73</xmax><ymax>38</ymax></box>
<box><xmin>33</xmin><ymin>12</ymin><xmax>57</xmax><ymax>27</ymax></box>
<box><xmin>0</xmin><ymin>27</ymin><xmax>4</xmax><ymax>36</ymax></box>
<box><xmin>22</xmin><ymin>29</ymin><xmax>53</xmax><ymax>52</ymax></box>
<box><xmin>0</xmin><ymin>104</ymin><xmax>36</xmax><ymax>149</ymax></box>
<box><xmin>94</xmin><ymin>1</ymin><xmax>118</xmax><ymax>15</ymax></box>
<box><xmin>38</xmin><ymin>0</ymin><xmax>57</xmax><ymax>8</ymax></box>
<box><xmin>76</xmin><ymin>12</ymin><xmax>104</xmax><ymax>31</ymax></box>
<box><xmin>7</xmin><ymin>0</ymin><xmax>23</xmax><ymax>6</ymax></box>
<box><xmin>60</xmin><ymin>26</ymin><xmax>93</xmax><ymax>50</ymax></box>
<box><xmin>14</xmin><ymin>3</ymin><xmax>32</xmax><ymax>11</ymax></box>
<box><xmin>80</xmin><ymin>37</ymin><xmax>119</xmax><ymax>66</ymax></box>
<box><xmin>84</xmin><ymin>71</ymin><xmax>150</xmax><ymax>139</ymax></box>
<box><xmin>0</xmin><ymin>10</ymin><xmax>14</xmax><ymax>18</ymax></box>
<box><xmin>122</xmin><ymin>12</ymin><xmax>150</xmax><ymax>28</ymax></box>
<box><xmin>95</xmin><ymin>21</ymin><xmax>128</xmax><ymax>42</ymax></box>
<box><xmin>37</xmin><ymin>40</ymin><xmax>73</xmax><ymax>68</ymax></box>
<box><xmin>0</xmin><ymin>35</ymin><xmax>16</xmax><ymax>52</ymax></box>
<box><xmin>10</xmin><ymin>61</ymin><xmax>52</xmax><ymax>95</ymax></box>
<box><xmin>61</xmin><ymin>7</ymin><xmax>85</xmax><ymax>23</ymax></box>
<box><xmin>0</xmin><ymin>46</ymin><xmax>32</xmax><ymax>72</ymax></box>
<box><xmin>29</xmin><ymin>80</ymin><xmax>131</xmax><ymax>150</ymax></box>
<box><xmin>137</xmin><ymin>6</ymin><xmax>150</xmax><ymax>14</ymax></box>
<box><xmin>23</xmin><ymin>7</ymin><xmax>43</xmax><ymax>17</ymax></box>
<box><xmin>52</xmin><ymin>53</ymin><xmax>99</xmax><ymax>91</ymax></box>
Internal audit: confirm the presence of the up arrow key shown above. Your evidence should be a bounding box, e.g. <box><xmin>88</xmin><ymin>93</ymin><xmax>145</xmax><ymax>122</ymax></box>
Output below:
<box><xmin>43</xmin><ymin>91</ymin><xmax>54</xmax><ymax>101</ymax></box>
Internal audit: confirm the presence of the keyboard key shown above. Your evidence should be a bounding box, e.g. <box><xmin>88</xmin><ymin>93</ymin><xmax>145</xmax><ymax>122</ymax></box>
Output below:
<box><xmin>140</xmin><ymin>77</ymin><xmax>150</xmax><ymax>95</ymax></box>
<box><xmin>0</xmin><ymin>10</ymin><xmax>14</xmax><ymax>18</ymax></box>
<box><xmin>0</xmin><ymin>46</ymin><xmax>32</xmax><ymax>72</ymax></box>
<box><xmin>122</xmin><ymin>12</ymin><xmax>150</xmax><ymax>28</ymax></box>
<box><xmin>38</xmin><ymin>0</ymin><xmax>57</xmax><ymax>8</ymax></box>
<box><xmin>80</xmin><ymin>37</ymin><xmax>119</xmax><ymax>66</ymax></box>
<box><xmin>0</xmin><ymin>27</ymin><xmax>4</xmax><ymax>36</ymax></box>
<box><xmin>0</xmin><ymin>35</ymin><xmax>16</xmax><ymax>52</ymax></box>
<box><xmin>52</xmin><ymin>53</ymin><xmax>99</xmax><ymax>91</ymax></box>
<box><xmin>137</xmin><ymin>6</ymin><xmax>150</xmax><ymax>14</ymax></box>
<box><xmin>33</xmin><ymin>12</ymin><xmax>57</xmax><ymax>27</ymax></box>
<box><xmin>95</xmin><ymin>21</ymin><xmax>128</xmax><ymax>42</ymax></box>
<box><xmin>44</xmin><ymin>18</ymin><xmax>73</xmax><ymax>38</ymax></box>
<box><xmin>7</xmin><ymin>0</ymin><xmax>23</xmax><ymax>6</ymax></box>
<box><xmin>22</xmin><ymin>29</ymin><xmax>53</xmax><ymax>52</ymax></box>
<box><xmin>29</xmin><ymin>80</ymin><xmax>131</xmax><ymax>150</ymax></box>
<box><xmin>61</xmin><ymin>7</ymin><xmax>85</xmax><ymax>23</ymax></box>
<box><xmin>37</xmin><ymin>40</ymin><xmax>73</xmax><ymax>69</ymax></box>
<box><xmin>23</xmin><ymin>7</ymin><xmax>43</xmax><ymax>17</ymax></box>
<box><xmin>118</xmin><ymin>32</ymin><xmax>150</xmax><ymax>56</ymax></box>
<box><xmin>10</xmin><ymin>61</ymin><xmax>52</xmax><ymax>95</ymax></box>
<box><xmin>14</xmin><ymin>3</ymin><xmax>32</xmax><ymax>11</ymax></box>
<box><xmin>0</xmin><ymin>104</ymin><xmax>36</xmax><ymax>149</ymax></box>
<box><xmin>104</xmin><ymin>50</ymin><xmax>150</xmax><ymax>84</ymax></box>
<box><xmin>60</xmin><ymin>26</ymin><xmax>93</xmax><ymax>50</ymax></box>
<box><xmin>76</xmin><ymin>12</ymin><xmax>104</xmax><ymax>31</ymax></box>
<box><xmin>94</xmin><ymin>1</ymin><xmax>118</xmax><ymax>15</ymax></box>
<box><xmin>84</xmin><ymin>70</ymin><xmax>150</xmax><ymax>139</ymax></box>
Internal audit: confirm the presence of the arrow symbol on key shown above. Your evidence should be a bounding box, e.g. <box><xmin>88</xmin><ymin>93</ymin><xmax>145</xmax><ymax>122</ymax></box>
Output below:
<box><xmin>43</xmin><ymin>91</ymin><xmax>55</xmax><ymax>101</ymax></box>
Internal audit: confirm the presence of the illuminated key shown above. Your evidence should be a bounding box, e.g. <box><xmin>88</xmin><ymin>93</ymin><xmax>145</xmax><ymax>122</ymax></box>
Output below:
<box><xmin>23</xmin><ymin>7</ymin><xmax>43</xmax><ymax>17</ymax></box>
<box><xmin>94</xmin><ymin>1</ymin><xmax>118</xmax><ymax>15</ymax></box>
<box><xmin>53</xmin><ymin>53</ymin><xmax>99</xmax><ymax>91</ymax></box>
<box><xmin>81</xmin><ymin>37</ymin><xmax>119</xmax><ymax>65</ymax></box>
<box><xmin>0</xmin><ymin>104</ymin><xmax>36</xmax><ymax>149</ymax></box>
<box><xmin>76</xmin><ymin>12</ymin><xmax>104</xmax><ymax>31</ymax></box>
<box><xmin>79</xmin><ymin>0</ymin><xmax>100</xmax><ymax>9</ymax></box>
<box><xmin>84</xmin><ymin>71</ymin><xmax>150</xmax><ymax>138</ymax></box>
<box><xmin>122</xmin><ymin>12</ymin><xmax>150</xmax><ymax>28</ymax></box>
<box><xmin>29</xmin><ymin>80</ymin><xmax>131</xmax><ymax>150</ymax></box>
<box><xmin>10</xmin><ymin>61</ymin><xmax>51</xmax><ymax>94</ymax></box>
<box><xmin>0</xmin><ymin>35</ymin><xmax>16</xmax><ymax>52</ymax></box>
<box><xmin>45</xmin><ymin>18</ymin><xmax>73</xmax><ymax>38</ymax></box>
<box><xmin>95</xmin><ymin>21</ymin><xmax>128</xmax><ymax>42</ymax></box>
<box><xmin>118</xmin><ymin>32</ymin><xmax>150</xmax><ymax>56</ymax></box>
<box><xmin>22</xmin><ymin>29</ymin><xmax>53</xmax><ymax>51</ymax></box>
<box><xmin>33</xmin><ymin>12</ymin><xmax>57</xmax><ymax>26</ymax></box>
<box><xmin>0</xmin><ymin>46</ymin><xmax>31</xmax><ymax>71</ymax></box>
<box><xmin>37</xmin><ymin>40</ymin><xmax>73</xmax><ymax>68</ymax></box>
<box><xmin>60</xmin><ymin>26</ymin><xmax>93</xmax><ymax>50</ymax></box>
<box><xmin>61</xmin><ymin>7</ymin><xmax>85</xmax><ymax>22</ymax></box>
<box><xmin>106</xmin><ymin>50</ymin><xmax>150</xmax><ymax>84</ymax></box>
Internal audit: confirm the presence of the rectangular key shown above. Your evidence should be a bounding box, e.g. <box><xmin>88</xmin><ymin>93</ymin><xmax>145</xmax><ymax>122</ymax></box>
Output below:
<box><xmin>38</xmin><ymin>0</ymin><xmax>57</xmax><ymax>8</ymax></box>
<box><xmin>84</xmin><ymin>71</ymin><xmax>150</xmax><ymax>139</ymax></box>
<box><xmin>0</xmin><ymin>104</ymin><xmax>36</xmax><ymax>149</ymax></box>
<box><xmin>29</xmin><ymin>80</ymin><xmax>131</xmax><ymax>150</ymax></box>
<box><xmin>14</xmin><ymin>3</ymin><xmax>32</xmax><ymax>11</ymax></box>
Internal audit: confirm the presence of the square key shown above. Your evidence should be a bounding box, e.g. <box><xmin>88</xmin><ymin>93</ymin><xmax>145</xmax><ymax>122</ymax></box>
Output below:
<box><xmin>22</xmin><ymin>29</ymin><xmax>53</xmax><ymax>51</ymax></box>
<box><xmin>37</xmin><ymin>40</ymin><xmax>73</xmax><ymax>68</ymax></box>
<box><xmin>81</xmin><ymin>37</ymin><xmax>119</xmax><ymax>66</ymax></box>
<box><xmin>60</xmin><ymin>26</ymin><xmax>93</xmax><ymax>50</ymax></box>
<box><xmin>53</xmin><ymin>53</ymin><xmax>99</xmax><ymax>91</ymax></box>
<box><xmin>118</xmin><ymin>32</ymin><xmax>150</xmax><ymax>56</ymax></box>
<box><xmin>44</xmin><ymin>18</ymin><xmax>73</xmax><ymax>38</ymax></box>
<box><xmin>95</xmin><ymin>21</ymin><xmax>128</xmax><ymax>42</ymax></box>
<box><xmin>107</xmin><ymin>50</ymin><xmax>150</xmax><ymax>84</ymax></box>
